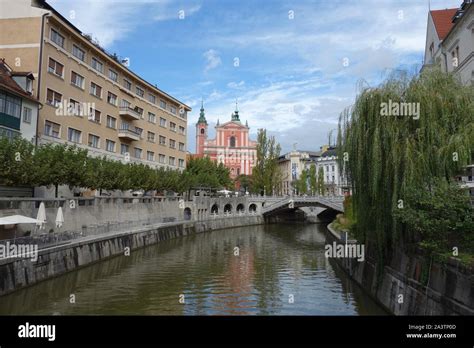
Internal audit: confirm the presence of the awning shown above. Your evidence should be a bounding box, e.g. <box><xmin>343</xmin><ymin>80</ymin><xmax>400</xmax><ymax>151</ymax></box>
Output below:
<box><xmin>0</xmin><ymin>215</ymin><xmax>42</xmax><ymax>225</ymax></box>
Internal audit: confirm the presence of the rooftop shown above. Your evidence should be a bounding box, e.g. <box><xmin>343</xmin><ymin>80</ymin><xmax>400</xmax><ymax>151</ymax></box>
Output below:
<box><xmin>430</xmin><ymin>8</ymin><xmax>458</xmax><ymax>40</ymax></box>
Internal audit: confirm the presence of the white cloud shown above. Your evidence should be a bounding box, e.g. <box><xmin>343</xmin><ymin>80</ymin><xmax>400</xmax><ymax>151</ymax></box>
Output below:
<box><xmin>203</xmin><ymin>49</ymin><xmax>222</xmax><ymax>72</ymax></box>
<box><xmin>227</xmin><ymin>80</ymin><xmax>245</xmax><ymax>89</ymax></box>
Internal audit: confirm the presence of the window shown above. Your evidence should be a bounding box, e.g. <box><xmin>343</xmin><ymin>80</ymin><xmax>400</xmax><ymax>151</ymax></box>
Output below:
<box><xmin>332</xmin><ymin>165</ymin><xmax>335</xmax><ymax>172</ymax></box>
<box><xmin>179</xmin><ymin>126</ymin><xmax>185</xmax><ymax>135</ymax></box>
<box><xmin>429</xmin><ymin>42</ymin><xmax>434</xmax><ymax>58</ymax></box>
<box><xmin>148</xmin><ymin>94</ymin><xmax>156</xmax><ymax>104</ymax></box>
<box><xmin>148</xmin><ymin>112</ymin><xmax>156</xmax><ymax>123</ymax></box>
<box><xmin>123</xmin><ymin>79</ymin><xmax>131</xmax><ymax>90</ymax></box>
<box><xmin>452</xmin><ymin>46</ymin><xmax>460</xmax><ymax>68</ymax></box>
<box><xmin>109</xmin><ymin>69</ymin><xmax>118</xmax><ymax>82</ymax></box>
<box><xmin>160</xmin><ymin>100</ymin><xmax>166</xmax><ymax>109</ymax></box>
<box><xmin>106</xmin><ymin>139</ymin><xmax>115</xmax><ymax>152</ymax></box>
<box><xmin>136</xmin><ymin>86</ymin><xmax>144</xmax><ymax>97</ymax></box>
<box><xmin>91</xmin><ymin>57</ymin><xmax>103</xmax><ymax>73</ymax></box>
<box><xmin>147</xmin><ymin>131</ymin><xmax>155</xmax><ymax>143</ymax></box>
<box><xmin>170</xmin><ymin>122</ymin><xmax>176</xmax><ymax>132</ymax></box>
<box><xmin>159</xmin><ymin>135</ymin><xmax>166</xmax><ymax>145</ymax></box>
<box><xmin>200</xmin><ymin>128</ymin><xmax>204</xmax><ymax>134</ymax></box>
<box><xmin>134</xmin><ymin>147</ymin><xmax>142</xmax><ymax>159</ymax></box>
<box><xmin>120</xmin><ymin>144</ymin><xmax>129</xmax><ymax>155</ymax></box>
<box><xmin>88</xmin><ymin>134</ymin><xmax>100</xmax><ymax>148</ymax></box>
<box><xmin>67</xmin><ymin>128</ymin><xmax>81</xmax><ymax>143</ymax></box>
<box><xmin>90</xmin><ymin>82</ymin><xmax>102</xmax><ymax>98</ymax></box>
<box><xmin>44</xmin><ymin>120</ymin><xmax>60</xmax><ymax>138</ymax></box>
<box><xmin>50</xmin><ymin>28</ymin><xmax>64</xmax><ymax>47</ymax></box>
<box><xmin>159</xmin><ymin>154</ymin><xmax>166</xmax><ymax>164</ymax></box>
<box><xmin>147</xmin><ymin>151</ymin><xmax>154</xmax><ymax>161</ymax></box>
<box><xmin>23</xmin><ymin>107</ymin><xmax>32</xmax><ymax>123</ymax></box>
<box><xmin>169</xmin><ymin>156</ymin><xmax>175</xmax><ymax>166</ymax></box>
<box><xmin>230</xmin><ymin>136</ymin><xmax>236</xmax><ymax>147</ymax></box>
<box><xmin>69</xmin><ymin>99</ymin><xmax>82</xmax><ymax>116</ymax></box>
<box><xmin>121</xmin><ymin>99</ymin><xmax>131</xmax><ymax>108</ymax></box>
<box><xmin>332</xmin><ymin>175</ymin><xmax>335</xmax><ymax>182</ymax></box>
<box><xmin>134</xmin><ymin>106</ymin><xmax>144</xmax><ymax>116</ymax></box>
<box><xmin>170</xmin><ymin>106</ymin><xmax>177</xmax><ymax>114</ymax></box>
<box><xmin>179</xmin><ymin>142</ymin><xmax>185</xmax><ymax>151</ymax></box>
<box><xmin>48</xmin><ymin>58</ymin><xmax>64</xmax><ymax>77</ymax></box>
<box><xmin>26</xmin><ymin>78</ymin><xmax>33</xmax><ymax>94</ymax></box>
<box><xmin>178</xmin><ymin>159</ymin><xmax>184</xmax><ymax>168</ymax></box>
<box><xmin>135</xmin><ymin>127</ymin><xmax>143</xmax><ymax>138</ymax></box>
<box><xmin>3</xmin><ymin>93</ymin><xmax>21</xmax><ymax>118</ymax></box>
<box><xmin>160</xmin><ymin>117</ymin><xmax>167</xmax><ymax>127</ymax></box>
<box><xmin>71</xmin><ymin>71</ymin><xmax>84</xmax><ymax>89</ymax></box>
<box><xmin>107</xmin><ymin>91</ymin><xmax>117</xmax><ymax>106</ymax></box>
<box><xmin>46</xmin><ymin>88</ymin><xmax>62</xmax><ymax>107</ymax></box>
<box><xmin>72</xmin><ymin>45</ymin><xmax>85</xmax><ymax>61</ymax></box>
<box><xmin>106</xmin><ymin>115</ymin><xmax>116</xmax><ymax>129</ymax></box>
<box><xmin>89</xmin><ymin>108</ymin><xmax>101</xmax><ymax>123</ymax></box>
<box><xmin>169</xmin><ymin>139</ymin><xmax>176</xmax><ymax>149</ymax></box>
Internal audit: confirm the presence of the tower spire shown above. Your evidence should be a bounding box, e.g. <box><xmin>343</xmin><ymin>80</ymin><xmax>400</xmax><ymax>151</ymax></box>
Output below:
<box><xmin>197</xmin><ymin>98</ymin><xmax>207</xmax><ymax>124</ymax></box>
<box><xmin>231</xmin><ymin>99</ymin><xmax>240</xmax><ymax>122</ymax></box>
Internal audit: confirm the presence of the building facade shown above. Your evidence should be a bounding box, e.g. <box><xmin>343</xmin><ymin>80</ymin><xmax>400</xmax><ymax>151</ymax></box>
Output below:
<box><xmin>195</xmin><ymin>103</ymin><xmax>257</xmax><ymax>179</ymax></box>
<box><xmin>0</xmin><ymin>59</ymin><xmax>40</xmax><ymax>143</ymax></box>
<box><xmin>0</xmin><ymin>0</ymin><xmax>190</xmax><ymax>169</ymax></box>
<box><xmin>423</xmin><ymin>1</ymin><xmax>474</xmax><ymax>85</ymax></box>
<box><xmin>278</xmin><ymin>149</ymin><xmax>320</xmax><ymax>195</ymax></box>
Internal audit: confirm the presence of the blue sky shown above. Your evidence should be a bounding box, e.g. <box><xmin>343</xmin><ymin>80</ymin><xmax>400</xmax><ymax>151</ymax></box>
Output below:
<box><xmin>49</xmin><ymin>0</ymin><xmax>461</xmax><ymax>153</ymax></box>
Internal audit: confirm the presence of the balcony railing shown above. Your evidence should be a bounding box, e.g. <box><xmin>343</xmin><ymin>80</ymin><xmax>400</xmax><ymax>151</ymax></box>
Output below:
<box><xmin>119</xmin><ymin>106</ymin><xmax>141</xmax><ymax>120</ymax></box>
<box><xmin>118</xmin><ymin>127</ymin><xmax>140</xmax><ymax>141</ymax></box>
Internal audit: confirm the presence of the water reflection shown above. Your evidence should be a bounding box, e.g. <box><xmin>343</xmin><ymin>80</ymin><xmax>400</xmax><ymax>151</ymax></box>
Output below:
<box><xmin>0</xmin><ymin>223</ymin><xmax>387</xmax><ymax>315</ymax></box>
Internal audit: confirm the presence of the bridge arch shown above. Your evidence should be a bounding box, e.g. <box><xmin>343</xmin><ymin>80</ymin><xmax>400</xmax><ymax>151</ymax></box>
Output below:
<box><xmin>236</xmin><ymin>203</ymin><xmax>245</xmax><ymax>213</ymax></box>
<box><xmin>224</xmin><ymin>203</ymin><xmax>232</xmax><ymax>213</ymax></box>
<box><xmin>249</xmin><ymin>203</ymin><xmax>257</xmax><ymax>213</ymax></box>
<box><xmin>184</xmin><ymin>207</ymin><xmax>192</xmax><ymax>220</ymax></box>
<box><xmin>211</xmin><ymin>204</ymin><xmax>219</xmax><ymax>214</ymax></box>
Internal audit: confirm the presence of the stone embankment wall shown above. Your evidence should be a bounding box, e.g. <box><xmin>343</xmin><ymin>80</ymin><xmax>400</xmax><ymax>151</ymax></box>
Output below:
<box><xmin>0</xmin><ymin>215</ymin><xmax>263</xmax><ymax>296</ymax></box>
<box><xmin>327</xmin><ymin>224</ymin><xmax>474</xmax><ymax>315</ymax></box>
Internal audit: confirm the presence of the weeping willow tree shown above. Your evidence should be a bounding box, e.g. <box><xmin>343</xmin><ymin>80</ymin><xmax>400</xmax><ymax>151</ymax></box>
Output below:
<box><xmin>337</xmin><ymin>69</ymin><xmax>474</xmax><ymax>264</ymax></box>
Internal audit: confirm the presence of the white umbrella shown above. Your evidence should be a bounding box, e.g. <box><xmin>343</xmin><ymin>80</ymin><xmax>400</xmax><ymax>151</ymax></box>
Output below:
<box><xmin>55</xmin><ymin>207</ymin><xmax>64</xmax><ymax>228</ymax></box>
<box><xmin>0</xmin><ymin>215</ymin><xmax>41</xmax><ymax>225</ymax></box>
<box><xmin>36</xmin><ymin>202</ymin><xmax>46</xmax><ymax>230</ymax></box>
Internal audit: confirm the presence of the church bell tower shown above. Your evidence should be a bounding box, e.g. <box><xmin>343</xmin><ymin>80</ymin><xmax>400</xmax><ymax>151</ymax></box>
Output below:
<box><xmin>196</xmin><ymin>100</ymin><xmax>208</xmax><ymax>156</ymax></box>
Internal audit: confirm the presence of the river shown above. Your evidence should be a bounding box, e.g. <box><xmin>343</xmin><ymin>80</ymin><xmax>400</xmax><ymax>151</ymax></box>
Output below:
<box><xmin>0</xmin><ymin>223</ymin><xmax>387</xmax><ymax>315</ymax></box>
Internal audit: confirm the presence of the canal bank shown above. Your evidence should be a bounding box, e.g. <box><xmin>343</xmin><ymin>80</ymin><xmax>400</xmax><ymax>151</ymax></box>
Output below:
<box><xmin>326</xmin><ymin>223</ymin><xmax>474</xmax><ymax>315</ymax></box>
<box><xmin>0</xmin><ymin>223</ymin><xmax>387</xmax><ymax>315</ymax></box>
<box><xmin>0</xmin><ymin>215</ymin><xmax>263</xmax><ymax>296</ymax></box>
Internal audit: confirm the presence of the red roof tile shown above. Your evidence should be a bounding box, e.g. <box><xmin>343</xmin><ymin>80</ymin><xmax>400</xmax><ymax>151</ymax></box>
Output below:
<box><xmin>430</xmin><ymin>8</ymin><xmax>458</xmax><ymax>40</ymax></box>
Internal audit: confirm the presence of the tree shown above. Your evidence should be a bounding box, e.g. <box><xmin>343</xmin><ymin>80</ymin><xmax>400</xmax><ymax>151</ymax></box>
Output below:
<box><xmin>295</xmin><ymin>168</ymin><xmax>308</xmax><ymax>195</ymax></box>
<box><xmin>0</xmin><ymin>137</ymin><xmax>35</xmax><ymax>186</ymax></box>
<box><xmin>309</xmin><ymin>164</ymin><xmax>317</xmax><ymax>194</ymax></box>
<box><xmin>393</xmin><ymin>179</ymin><xmax>474</xmax><ymax>254</ymax></box>
<box><xmin>337</xmin><ymin>69</ymin><xmax>474</xmax><ymax>260</ymax></box>
<box><xmin>235</xmin><ymin>174</ymin><xmax>252</xmax><ymax>193</ymax></box>
<box><xmin>252</xmin><ymin>129</ymin><xmax>282</xmax><ymax>195</ymax></box>
<box><xmin>317</xmin><ymin>166</ymin><xmax>325</xmax><ymax>195</ymax></box>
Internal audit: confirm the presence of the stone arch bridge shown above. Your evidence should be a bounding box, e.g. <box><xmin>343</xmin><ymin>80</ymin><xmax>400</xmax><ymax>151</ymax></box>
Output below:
<box><xmin>185</xmin><ymin>195</ymin><xmax>344</xmax><ymax>221</ymax></box>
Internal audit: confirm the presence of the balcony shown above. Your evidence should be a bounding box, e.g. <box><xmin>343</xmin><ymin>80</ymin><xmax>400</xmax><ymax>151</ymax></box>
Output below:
<box><xmin>118</xmin><ymin>127</ymin><xmax>140</xmax><ymax>141</ymax></box>
<box><xmin>119</xmin><ymin>106</ymin><xmax>141</xmax><ymax>121</ymax></box>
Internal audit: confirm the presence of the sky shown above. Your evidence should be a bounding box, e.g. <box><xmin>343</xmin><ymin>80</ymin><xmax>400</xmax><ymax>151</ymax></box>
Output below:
<box><xmin>49</xmin><ymin>0</ymin><xmax>461</xmax><ymax>153</ymax></box>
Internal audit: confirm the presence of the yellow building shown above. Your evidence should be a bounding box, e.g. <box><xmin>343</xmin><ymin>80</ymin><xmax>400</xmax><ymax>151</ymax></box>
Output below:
<box><xmin>0</xmin><ymin>0</ymin><xmax>190</xmax><ymax>170</ymax></box>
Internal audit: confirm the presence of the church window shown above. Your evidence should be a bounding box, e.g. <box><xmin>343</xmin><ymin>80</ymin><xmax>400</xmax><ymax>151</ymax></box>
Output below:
<box><xmin>200</xmin><ymin>128</ymin><xmax>205</xmax><ymax>134</ymax></box>
<box><xmin>230</xmin><ymin>136</ymin><xmax>236</xmax><ymax>147</ymax></box>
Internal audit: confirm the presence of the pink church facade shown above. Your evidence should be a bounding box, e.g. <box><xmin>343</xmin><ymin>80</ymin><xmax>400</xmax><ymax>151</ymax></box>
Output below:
<box><xmin>195</xmin><ymin>103</ymin><xmax>257</xmax><ymax>179</ymax></box>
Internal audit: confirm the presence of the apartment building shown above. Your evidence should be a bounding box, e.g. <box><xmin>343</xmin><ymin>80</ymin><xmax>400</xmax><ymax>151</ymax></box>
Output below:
<box><xmin>0</xmin><ymin>0</ymin><xmax>190</xmax><ymax>170</ymax></box>
<box><xmin>0</xmin><ymin>58</ymin><xmax>40</xmax><ymax>143</ymax></box>
<box><xmin>423</xmin><ymin>0</ymin><xmax>474</xmax><ymax>85</ymax></box>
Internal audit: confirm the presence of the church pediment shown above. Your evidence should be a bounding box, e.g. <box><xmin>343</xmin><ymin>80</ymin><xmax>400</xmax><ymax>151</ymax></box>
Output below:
<box><xmin>216</xmin><ymin>121</ymin><xmax>248</xmax><ymax>129</ymax></box>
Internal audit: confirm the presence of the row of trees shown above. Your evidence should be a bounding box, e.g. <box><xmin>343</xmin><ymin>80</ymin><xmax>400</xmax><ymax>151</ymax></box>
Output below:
<box><xmin>293</xmin><ymin>165</ymin><xmax>325</xmax><ymax>195</ymax></box>
<box><xmin>0</xmin><ymin>137</ymin><xmax>231</xmax><ymax>197</ymax></box>
<box><xmin>337</xmin><ymin>69</ymin><xmax>474</xmax><ymax>259</ymax></box>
